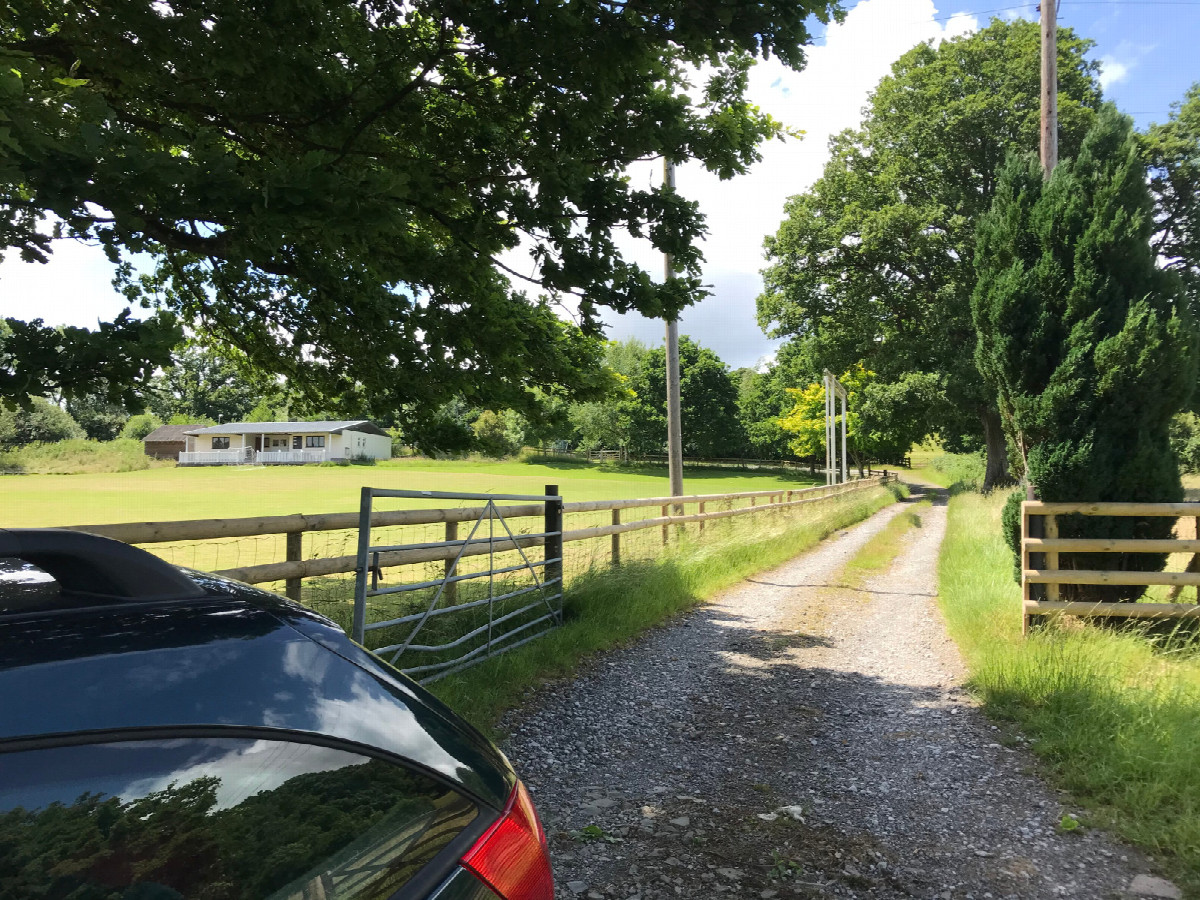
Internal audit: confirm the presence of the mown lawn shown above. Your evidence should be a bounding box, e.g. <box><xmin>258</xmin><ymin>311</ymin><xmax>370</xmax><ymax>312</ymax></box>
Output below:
<box><xmin>3</xmin><ymin>457</ymin><xmax>822</xmax><ymax>528</ymax></box>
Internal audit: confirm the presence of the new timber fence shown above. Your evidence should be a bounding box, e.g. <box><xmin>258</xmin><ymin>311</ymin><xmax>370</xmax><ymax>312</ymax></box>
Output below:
<box><xmin>1021</xmin><ymin>500</ymin><xmax>1200</xmax><ymax>633</ymax></box>
<box><xmin>59</xmin><ymin>475</ymin><xmax>893</xmax><ymax>679</ymax></box>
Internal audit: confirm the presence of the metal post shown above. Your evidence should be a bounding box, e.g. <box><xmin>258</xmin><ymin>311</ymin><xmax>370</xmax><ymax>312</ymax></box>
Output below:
<box><xmin>824</xmin><ymin>373</ymin><xmax>832</xmax><ymax>486</ymax></box>
<box><xmin>285</xmin><ymin>531</ymin><xmax>303</xmax><ymax>602</ymax></box>
<box><xmin>351</xmin><ymin>487</ymin><xmax>373</xmax><ymax>644</ymax></box>
<box><xmin>840</xmin><ymin>390</ymin><xmax>848</xmax><ymax>484</ymax></box>
<box><xmin>544</xmin><ymin>485</ymin><xmax>563</xmax><ymax>605</ymax></box>
<box><xmin>1040</xmin><ymin>0</ymin><xmax>1058</xmax><ymax>176</ymax></box>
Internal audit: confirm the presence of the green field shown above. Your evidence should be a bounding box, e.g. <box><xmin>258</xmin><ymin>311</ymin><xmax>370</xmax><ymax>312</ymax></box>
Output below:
<box><xmin>2</xmin><ymin>457</ymin><xmax>823</xmax><ymax>529</ymax></box>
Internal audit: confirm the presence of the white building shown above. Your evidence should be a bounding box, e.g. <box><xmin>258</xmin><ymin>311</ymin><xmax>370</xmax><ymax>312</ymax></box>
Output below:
<box><xmin>179</xmin><ymin>420</ymin><xmax>392</xmax><ymax>466</ymax></box>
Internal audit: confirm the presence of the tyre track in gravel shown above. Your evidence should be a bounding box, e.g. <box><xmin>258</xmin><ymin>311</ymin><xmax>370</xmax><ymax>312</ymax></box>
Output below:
<box><xmin>501</xmin><ymin>484</ymin><xmax>1164</xmax><ymax>900</ymax></box>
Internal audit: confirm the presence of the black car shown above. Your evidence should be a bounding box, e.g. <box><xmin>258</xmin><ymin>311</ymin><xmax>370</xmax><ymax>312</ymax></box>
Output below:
<box><xmin>0</xmin><ymin>529</ymin><xmax>554</xmax><ymax>900</ymax></box>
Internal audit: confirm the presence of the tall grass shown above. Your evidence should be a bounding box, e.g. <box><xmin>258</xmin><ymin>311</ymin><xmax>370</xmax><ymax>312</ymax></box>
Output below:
<box><xmin>429</xmin><ymin>485</ymin><xmax>900</xmax><ymax>732</ymax></box>
<box><xmin>0</xmin><ymin>439</ymin><xmax>172</xmax><ymax>475</ymax></box>
<box><xmin>920</xmin><ymin>452</ymin><xmax>986</xmax><ymax>491</ymax></box>
<box><xmin>939</xmin><ymin>492</ymin><xmax>1200</xmax><ymax>894</ymax></box>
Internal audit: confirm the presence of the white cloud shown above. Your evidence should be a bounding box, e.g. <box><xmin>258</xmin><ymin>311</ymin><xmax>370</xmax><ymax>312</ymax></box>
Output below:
<box><xmin>0</xmin><ymin>238</ymin><xmax>137</xmax><ymax>328</ymax></box>
<box><xmin>1098</xmin><ymin>54</ymin><xmax>1131</xmax><ymax>89</ymax></box>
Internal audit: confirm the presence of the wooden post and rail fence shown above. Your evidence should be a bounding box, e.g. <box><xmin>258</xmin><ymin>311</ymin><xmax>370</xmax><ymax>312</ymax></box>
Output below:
<box><xmin>1021</xmin><ymin>500</ymin><xmax>1200</xmax><ymax>633</ymax></box>
<box><xmin>59</xmin><ymin>476</ymin><xmax>893</xmax><ymax>600</ymax></box>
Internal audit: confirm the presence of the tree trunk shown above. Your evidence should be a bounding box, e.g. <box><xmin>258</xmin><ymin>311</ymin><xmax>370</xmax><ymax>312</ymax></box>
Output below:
<box><xmin>981</xmin><ymin>406</ymin><xmax>1012</xmax><ymax>492</ymax></box>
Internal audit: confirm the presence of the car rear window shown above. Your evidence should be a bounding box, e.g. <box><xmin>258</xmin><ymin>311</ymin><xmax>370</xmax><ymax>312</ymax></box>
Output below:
<box><xmin>0</xmin><ymin>737</ymin><xmax>478</xmax><ymax>899</ymax></box>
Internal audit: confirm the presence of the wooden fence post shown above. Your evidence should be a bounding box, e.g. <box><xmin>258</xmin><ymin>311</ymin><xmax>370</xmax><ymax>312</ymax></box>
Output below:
<box><xmin>611</xmin><ymin>509</ymin><xmax>621</xmax><ymax>566</ymax></box>
<box><xmin>1045</xmin><ymin>514</ymin><xmax>1059</xmax><ymax>603</ymax></box>
<box><xmin>444</xmin><ymin>521</ymin><xmax>458</xmax><ymax>605</ymax></box>
<box><xmin>661</xmin><ymin>505</ymin><xmax>669</xmax><ymax>545</ymax></box>
<box><xmin>285</xmin><ymin>532</ymin><xmax>303</xmax><ymax>602</ymax></box>
<box><xmin>699</xmin><ymin>501</ymin><xmax>705</xmax><ymax>534</ymax></box>
<box><xmin>1021</xmin><ymin>504</ymin><xmax>1030</xmax><ymax>634</ymax></box>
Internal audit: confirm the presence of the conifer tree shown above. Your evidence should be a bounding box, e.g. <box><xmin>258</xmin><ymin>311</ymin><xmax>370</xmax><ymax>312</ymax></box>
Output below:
<box><xmin>972</xmin><ymin>106</ymin><xmax>1198</xmax><ymax>597</ymax></box>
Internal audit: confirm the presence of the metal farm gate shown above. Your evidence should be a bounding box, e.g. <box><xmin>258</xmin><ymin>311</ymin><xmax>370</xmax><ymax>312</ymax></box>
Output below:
<box><xmin>351</xmin><ymin>486</ymin><xmax>564</xmax><ymax>683</ymax></box>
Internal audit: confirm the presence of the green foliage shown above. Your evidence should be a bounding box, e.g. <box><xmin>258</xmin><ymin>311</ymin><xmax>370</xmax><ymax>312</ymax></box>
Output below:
<box><xmin>0</xmin><ymin>311</ymin><xmax>182</xmax><ymax>411</ymax></box>
<box><xmin>777</xmin><ymin>366</ymin><xmax>938</xmax><ymax>470</ymax></box>
<box><xmin>118</xmin><ymin>412</ymin><xmax>163</xmax><ymax>441</ymax></box>
<box><xmin>149</xmin><ymin>343</ymin><xmax>283</xmax><ymax>425</ymax></box>
<box><xmin>758</xmin><ymin>19</ymin><xmax>1102</xmax><ymax>488</ymax></box>
<box><xmin>1142</xmin><ymin>83</ymin><xmax>1200</xmax><ymax>321</ymax></box>
<box><xmin>566</xmin><ymin>339</ymin><xmax>647</xmax><ymax>451</ymax></box>
<box><xmin>471</xmin><ymin>409</ymin><xmax>523</xmax><ymax>458</ymax></box>
<box><xmin>0</xmin><ymin>0</ymin><xmax>840</xmax><ymax>427</ymax></box>
<box><xmin>973</xmin><ymin>107</ymin><xmax>1198</xmax><ymax>597</ymax></box>
<box><xmin>0</xmin><ymin>395</ymin><xmax>84</xmax><ymax>445</ymax></box>
<box><xmin>624</xmin><ymin>336</ymin><xmax>745</xmax><ymax>457</ymax></box>
<box><xmin>1170</xmin><ymin>412</ymin><xmax>1200</xmax><ymax>473</ymax></box>
<box><xmin>64</xmin><ymin>389</ymin><xmax>130</xmax><ymax>441</ymax></box>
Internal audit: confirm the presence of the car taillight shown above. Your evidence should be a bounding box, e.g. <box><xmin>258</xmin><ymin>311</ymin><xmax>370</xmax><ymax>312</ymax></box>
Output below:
<box><xmin>462</xmin><ymin>781</ymin><xmax>554</xmax><ymax>900</ymax></box>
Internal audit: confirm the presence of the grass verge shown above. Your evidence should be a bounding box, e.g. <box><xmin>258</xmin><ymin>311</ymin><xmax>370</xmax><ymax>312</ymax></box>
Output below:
<box><xmin>938</xmin><ymin>492</ymin><xmax>1200</xmax><ymax>895</ymax></box>
<box><xmin>0</xmin><ymin>439</ymin><xmax>173</xmax><ymax>475</ymax></box>
<box><xmin>840</xmin><ymin>495</ymin><xmax>927</xmax><ymax>590</ymax></box>
<box><xmin>429</xmin><ymin>485</ymin><xmax>900</xmax><ymax>734</ymax></box>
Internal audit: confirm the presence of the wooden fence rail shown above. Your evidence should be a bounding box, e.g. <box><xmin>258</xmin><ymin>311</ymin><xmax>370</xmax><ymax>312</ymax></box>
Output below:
<box><xmin>63</xmin><ymin>476</ymin><xmax>891</xmax><ymax>593</ymax></box>
<box><xmin>1021</xmin><ymin>500</ymin><xmax>1200</xmax><ymax>632</ymax></box>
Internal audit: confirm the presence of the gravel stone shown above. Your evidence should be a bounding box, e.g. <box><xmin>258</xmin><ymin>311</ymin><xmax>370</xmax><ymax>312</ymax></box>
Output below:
<box><xmin>502</xmin><ymin>485</ymin><xmax>1172</xmax><ymax>899</ymax></box>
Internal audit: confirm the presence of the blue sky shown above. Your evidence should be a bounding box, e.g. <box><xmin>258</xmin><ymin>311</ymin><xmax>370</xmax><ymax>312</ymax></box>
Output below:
<box><xmin>2</xmin><ymin>0</ymin><xmax>1197</xmax><ymax>369</ymax></box>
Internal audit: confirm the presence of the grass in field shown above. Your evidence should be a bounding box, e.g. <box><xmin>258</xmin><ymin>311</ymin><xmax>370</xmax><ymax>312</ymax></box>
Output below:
<box><xmin>916</xmin><ymin>452</ymin><xmax>986</xmax><ymax>492</ymax></box>
<box><xmin>938</xmin><ymin>491</ymin><xmax>1200</xmax><ymax>894</ymax></box>
<box><xmin>0</xmin><ymin>439</ymin><xmax>174</xmax><ymax>475</ymax></box>
<box><xmin>2</xmin><ymin>455</ymin><xmax>821</xmax><ymax>529</ymax></box>
<box><xmin>839</xmin><ymin>495</ymin><xmax>928</xmax><ymax>591</ymax></box>
<box><xmin>428</xmin><ymin>485</ymin><xmax>900</xmax><ymax>734</ymax></box>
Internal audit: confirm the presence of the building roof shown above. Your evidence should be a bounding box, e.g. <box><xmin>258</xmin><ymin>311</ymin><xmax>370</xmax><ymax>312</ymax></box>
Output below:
<box><xmin>142</xmin><ymin>424</ymin><xmax>204</xmax><ymax>443</ymax></box>
<box><xmin>183</xmin><ymin>420</ymin><xmax>389</xmax><ymax>437</ymax></box>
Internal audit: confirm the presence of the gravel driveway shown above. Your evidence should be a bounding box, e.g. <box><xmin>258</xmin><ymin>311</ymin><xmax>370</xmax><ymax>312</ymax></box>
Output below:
<box><xmin>502</xmin><ymin>485</ymin><xmax>1176</xmax><ymax>900</ymax></box>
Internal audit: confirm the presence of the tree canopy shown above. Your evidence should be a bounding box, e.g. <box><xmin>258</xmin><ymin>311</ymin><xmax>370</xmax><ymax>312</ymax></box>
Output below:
<box><xmin>757</xmin><ymin>18</ymin><xmax>1102</xmax><ymax>489</ymax></box>
<box><xmin>625</xmin><ymin>336</ymin><xmax>745</xmax><ymax>457</ymax></box>
<box><xmin>973</xmin><ymin>107</ymin><xmax>1197</xmax><ymax>595</ymax></box>
<box><xmin>1</xmin><ymin>0</ymin><xmax>840</xmax><ymax>437</ymax></box>
<box><xmin>1142</xmin><ymin>82</ymin><xmax>1200</xmax><ymax>318</ymax></box>
<box><xmin>777</xmin><ymin>366</ymin><xmax>940</xmax><ymax>472</ymax></box>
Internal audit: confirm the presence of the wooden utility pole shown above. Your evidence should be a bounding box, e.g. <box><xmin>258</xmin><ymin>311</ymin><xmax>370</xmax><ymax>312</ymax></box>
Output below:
<box><xmin>1040</xmin><ymin>0</ymin><xmax>1058</xmax><ymax>176</ymax></box>
<box><xmin>663</xmin><ymin>158</ymin><xmax>684</xmax><ymax>508</ymax></box>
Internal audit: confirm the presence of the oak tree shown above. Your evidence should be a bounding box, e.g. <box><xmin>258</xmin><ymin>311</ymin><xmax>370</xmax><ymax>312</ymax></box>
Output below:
<box><xmin>758</xmin><ymin>19</ymin><xmax>1102</xmax><ymax>489</ymax></box>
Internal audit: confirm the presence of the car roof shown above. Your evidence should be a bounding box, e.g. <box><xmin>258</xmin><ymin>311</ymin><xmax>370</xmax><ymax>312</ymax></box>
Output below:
<box><xmin>0</xmin><ymin>563</ymin><xmax>511</xmax><ymax>810</ymax></box>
